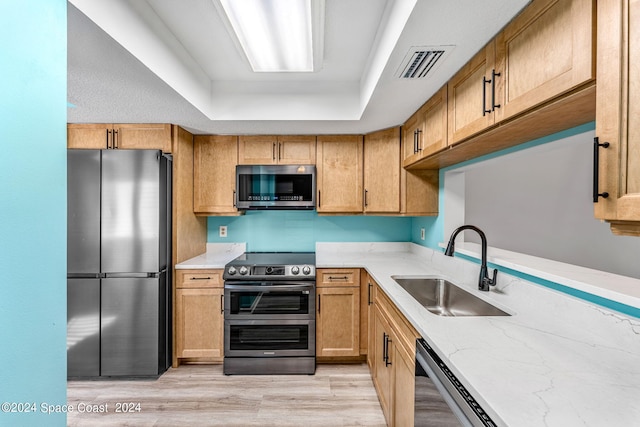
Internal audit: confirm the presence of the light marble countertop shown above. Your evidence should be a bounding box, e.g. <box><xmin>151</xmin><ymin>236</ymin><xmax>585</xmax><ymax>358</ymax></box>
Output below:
<box><xmin>175</xmin><ymin>243</ymin><xmax>245</xmax><ymax>269</ymax></box>
<box><xmin>317</xmin><ymin>242</ymin><xmax>640</xmax><ymax>427</ymax></box>
<box><xmin>176</xmin><ymin>241</ymin><xmax>640</xmax><ymax>426</ymax></box>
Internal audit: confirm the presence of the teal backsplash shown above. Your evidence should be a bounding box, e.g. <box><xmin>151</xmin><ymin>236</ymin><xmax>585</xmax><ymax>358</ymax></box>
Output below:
<box><xmin>207</xmin><ymin>211</ymin><xmax>413</xmax><ymax>252</ymax></box>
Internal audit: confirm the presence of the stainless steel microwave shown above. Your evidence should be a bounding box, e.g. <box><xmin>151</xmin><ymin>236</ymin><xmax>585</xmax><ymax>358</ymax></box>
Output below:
<box><xmin>236</xmin><ymin>165</ymin><xmax>316</xmax><ymax>210</ymax></box>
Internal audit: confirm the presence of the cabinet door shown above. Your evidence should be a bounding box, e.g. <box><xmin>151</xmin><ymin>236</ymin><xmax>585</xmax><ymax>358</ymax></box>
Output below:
<box><xmin>393</xmin><ymin>340</ymin><xmax>416</xmax><ymax>427</ymax></box>
<box><xmin>595</xmin><ymin>0</ymin><xmax>640</xmax><ymax>235</ymax></box>
<box><xmin>238</xmin><ymin>135</ymin><xmax>278</xmax><ymax>164</ymax></box>
<box><xmin>402</xmin><ymin>110</ymin><xmax>423</xmax><ymax>163</ymax></box>
<box><xmin>372</xmin><ymin>305</ymin><xmax>393</xmax><ymax>426</ymax></box>
<box><xmin>277</xmin><ymin>135</ymin><xmax>316</xmax><ymax>164</ymax></box>
<box><xmin>193</xmin><ymin>135</ymin><xmax>239</xmax><ymax>215</ymax></box>
<box><xmin>494</xmin><ymin>0</ymin><xmax>594</xmax><ymax>122</ymax></box>
<box><xmin>316</xmin><ymin>135</ymin><xmax>364</xmax><ymax>213</ymax></box>
<box><xmin>316</xmin><ymin>286</ymin><xmax>360</xmax><ymax>357</ymax></box>
<box><xmin>420</xmin><ymin>85</ymin><xmax>449</xmax><ymax>158</ymax></box>
<box><xmin>67</xmin><ymin>124</ymin><xmax>110</xmax><ymax>149</ymax></box>
<box><xmin>401</xmin><ymin>169</ymin><xmax>439</xmax><ymax>216</ymax></box>
<box><xmin>364</xmin><ymin>128</ymin><xmax>400</xmax><ymax>213</ymax></box>
<box><xmin>115</xmin><ymin>124</ymin><xmax>172</xmax><ymax>152</ymax></box>
<box><xmin>175</xmin><ymin>288</ymin><xmax>224</xmax><ymax>359</ymax></box>
<box><xmin>448</xmin><ymin>42</ymin><xmax>496</xmax><ymax>144</ymax></box>
<box><xmin>360</xmin><ymin>270</ymin><xmax>373</xmax><ymax>357</ymax></box>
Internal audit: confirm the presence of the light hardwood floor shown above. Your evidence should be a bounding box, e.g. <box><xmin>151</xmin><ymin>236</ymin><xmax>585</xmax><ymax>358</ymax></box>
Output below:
<box><xmin>67</xmin><ymin>364</ymin><xmax>386</xmax><ymax>427</ymax></box>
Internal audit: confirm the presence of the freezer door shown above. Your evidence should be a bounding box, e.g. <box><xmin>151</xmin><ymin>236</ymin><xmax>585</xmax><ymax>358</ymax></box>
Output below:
<box><xmin>101</xmin><ymin>276</ymin><xmax>162</xmax><ymax>376</ymax></box>
<box><xmin>67</xmin><ymin>278</ymin><xmax>100</xmax><ymax>377</ymax></box>
<box><xmin>67</xmin><ymin>150</ymin><xmax>101</xmax><ymax>274</ymax></box>
<box><xmin>101</xmin><ymin>150</ymin><xmax>166</xmax><ymax>273</ymax></box>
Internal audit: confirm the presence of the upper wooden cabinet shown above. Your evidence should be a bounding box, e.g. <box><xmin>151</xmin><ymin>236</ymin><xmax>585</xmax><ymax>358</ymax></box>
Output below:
<box><xmin>238</xmin><ymin>135</ymin><xmax>316</xmax><ymax>165</ymax></box>
<box><xmin>67</xmin><ymin>124</ymin><xmax>172</xmax><ymax>152</ymax></box>
<box><xmin>493</xmin><ymin>0</ymin><xmax>595</xmax><ymax>122</ymax></box>
<box><xmin>402</xmin><ymin>86</ymin><xmax>448</xmax><ymax>167</ymax></box>
<box><xmin>408</xmin><ymin>0</ymin><xmax>596</xmax><ymax>170</ymax></box>
<box><xmin>316</xmin><ymin>135</ymin><xmax>364</xmax><ymax>213</ymax></box>
<box><xmin>594</xmin><ymin>0</ymin><xmax>640</xmax><ymax>236</ymax></box>
<box><xmin>448</xmin><ymin>0</ymin><xmax>594</xmax><ymax>146</ymax></box>
<box><xmin>366</xmin><ymin>127</ymin><xmax>439</xmax><ymax>216</ymax></box>
<box><xmin>447</xmin><ymin>43</ymin><xmax>497</xmax><ymax>145</ymax></box>
<box><xmin>193</xmin><ymin>135</ymin><xmax>240</xmax><ymax>216</ymax></box>
<box><xmin>401</xmin><ymin>169</ymin><xmax>438</xmax><ymax>216</ymax></box>
<box><xmin>364</xmin><ymin>128</ymin><xmax>400</xmax><ymax>213</ymax></box>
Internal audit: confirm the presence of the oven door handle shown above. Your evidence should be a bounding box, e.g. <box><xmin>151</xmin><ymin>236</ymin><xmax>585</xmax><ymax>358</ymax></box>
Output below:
<box><xmin>224</xmin><ymin>283</ymin><xmax>314</xmax><ymax>291</ymax></box>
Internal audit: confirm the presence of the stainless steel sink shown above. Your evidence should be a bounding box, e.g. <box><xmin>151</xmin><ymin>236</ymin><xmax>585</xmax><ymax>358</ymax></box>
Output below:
<box><xmin>391</xmin><ymin>276</ymin><xmax>510</xmax><ymax>317</ymax></box>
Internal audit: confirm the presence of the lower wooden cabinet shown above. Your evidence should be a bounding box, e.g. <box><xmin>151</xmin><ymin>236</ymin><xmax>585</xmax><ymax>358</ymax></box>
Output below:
<box><xmin>370</xmin><ymin>281</ymin><xmax>419</xmax><ymax>427</ymax></box>
<box><xmin>316</xmin><ymin>269</ymin><xmax>361</xmax><ymax>358</ymax></box>
<box><xmin>174</xmin><ymin>269</ymin><xmax>224</xmax><ymax>366</ymax></box>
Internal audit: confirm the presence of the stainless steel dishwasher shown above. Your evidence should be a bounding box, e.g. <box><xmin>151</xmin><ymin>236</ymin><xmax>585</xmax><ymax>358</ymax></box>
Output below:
<box><xmin>415</xmin><ymin>338</ymin><xmax>498</xmax><ymax>427</ymax></box>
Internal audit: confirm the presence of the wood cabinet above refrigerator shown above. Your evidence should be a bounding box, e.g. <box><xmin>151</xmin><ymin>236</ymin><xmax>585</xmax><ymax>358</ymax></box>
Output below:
<box><xmin>67</xmin><ymin>123</ymin><xmax>172</xmax><ymax>152</ymax></box>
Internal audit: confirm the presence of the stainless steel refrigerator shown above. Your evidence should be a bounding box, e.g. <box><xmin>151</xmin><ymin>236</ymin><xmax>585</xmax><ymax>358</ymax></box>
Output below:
<box><xmin>67</xmin><ymin>149</ymin><xmax>172</xmax><ymax>378</ymax></box>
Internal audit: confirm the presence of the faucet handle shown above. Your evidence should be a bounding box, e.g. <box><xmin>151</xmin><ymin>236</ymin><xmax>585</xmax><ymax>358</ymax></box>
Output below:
<box><xmin>480</xmin><ymin>268</ymin><xmax>498</xmax><ymax>291</ymax></box>
<box><xmin>486</xmin><ymin>268</ymin><xmax>498</xmax><ymax>287</ymax></box>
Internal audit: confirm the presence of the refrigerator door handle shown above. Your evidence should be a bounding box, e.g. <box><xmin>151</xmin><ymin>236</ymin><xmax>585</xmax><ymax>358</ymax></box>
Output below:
<box><xmin>103</xmin><ymin>272</ymin><xmax>158</xmax><ymax>279</ymax></box>
<box><xmin>67</xmin><ymin>273</ymin><xmax>102</xmax><ymax>279</ymax></box>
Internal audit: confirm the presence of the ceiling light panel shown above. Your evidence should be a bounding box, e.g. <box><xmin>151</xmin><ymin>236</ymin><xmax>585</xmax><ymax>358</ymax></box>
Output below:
<box><xmin>219</xmin><ymin>0</ymin><xmax>316</xmax><ymax>72</ymax></box>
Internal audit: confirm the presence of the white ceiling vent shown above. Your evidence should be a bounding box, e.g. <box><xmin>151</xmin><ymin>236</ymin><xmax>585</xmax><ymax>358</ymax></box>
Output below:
<box><xmin>396</xmin><ymin>46</ymin><xmax>453</xmax><ymax>79</ymax></box>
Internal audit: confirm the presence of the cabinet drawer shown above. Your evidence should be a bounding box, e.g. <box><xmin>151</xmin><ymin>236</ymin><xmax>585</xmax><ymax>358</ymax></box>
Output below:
<box><xmin>317</xmin><ymin>269</ymin><xmax>361</xmax><ymax>287</ymax></box>
<box><xmin>176</xmin><ymin>269</ymin><xmax>223</xmax><ymax>288</ymax></box>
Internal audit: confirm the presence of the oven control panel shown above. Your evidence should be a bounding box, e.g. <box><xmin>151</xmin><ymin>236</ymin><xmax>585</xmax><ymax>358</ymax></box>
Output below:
<box><xmin>225</xmin><ymin>264</ymin><xmax>315</xmax><ymax>279</ymax></box>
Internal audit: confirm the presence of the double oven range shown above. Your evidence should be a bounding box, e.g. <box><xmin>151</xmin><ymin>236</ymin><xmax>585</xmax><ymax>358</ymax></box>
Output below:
<box><xmin>223</xmin><ymin>252</ymin><xmax>316</xmax><ymax>375</ymax></box>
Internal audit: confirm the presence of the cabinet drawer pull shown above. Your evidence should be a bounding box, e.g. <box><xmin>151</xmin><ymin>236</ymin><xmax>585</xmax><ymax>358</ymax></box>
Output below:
<box><xmin>272</xmin><ymin>142</ymin><xmax>276</xmax><ymax>160</ymax></box>
<box><xmin>364</xmin><ymin>189</ymin><xmax>368</xmax><ymax>208</ymax></box>
<box><xmin>593</xmin><ymin>137</ymin><xmax>610</xmax><ymax>202</ymax></box>
<box><xmin>328</xmin><ymin>276</ymin><xmax>349</xmax><ymax>281</ymax></box>
<box><xmin>368</xmin><ymin>282</ymin><xmax>372</xmax><ymax>305</ymax></box>
<box><xmin>221</xmin><ymin>294</ymin><xmax>224</xmax><ymax>314</ymax></box>
<box><xmin>189</xmin><ymin>276</ymin><xmax>211</xmax><ymax>281</ymax></box>
<box><xmin>416</xmin><ymin>129</ymin><xmax>422</xmax><ymax>151</ymax></box>
<box><xmin>318</xmin><ymin>295</ymin><xmax>321</xmax><ymax>313</ymax></box>
<box><xmin>106</xmin><ymin>129</ymin><xmax>112</xmax><ymax>149</ymax></box>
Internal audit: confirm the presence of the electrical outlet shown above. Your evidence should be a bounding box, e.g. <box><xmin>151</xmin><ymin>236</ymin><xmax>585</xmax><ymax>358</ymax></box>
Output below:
<box><xmin>219</xmin><ymin>226</ymin><xmax>227</xmax><ymax>238</ymax></box>
<box><xmin>420</xmin><ymin>228</ymin><xmax>425</xmax><ymax>240</ymax></box>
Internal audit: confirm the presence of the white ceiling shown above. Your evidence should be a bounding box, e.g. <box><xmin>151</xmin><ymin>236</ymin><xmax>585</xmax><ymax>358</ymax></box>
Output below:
<box><xmin>67</xmin><ymin>0</ymin><xmax>530</xmax><ymax>135</ymax></box>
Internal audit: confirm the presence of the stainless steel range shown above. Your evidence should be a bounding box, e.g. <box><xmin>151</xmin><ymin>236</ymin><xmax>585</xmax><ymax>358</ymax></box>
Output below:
<box><xmin>223</xmin><ymin>252</ymin><xmax>316</xmax><ymax>375</ymax></box>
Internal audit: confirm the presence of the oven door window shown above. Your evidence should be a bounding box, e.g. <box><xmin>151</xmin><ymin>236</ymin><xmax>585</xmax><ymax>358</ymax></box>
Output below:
<box><xmin>228</xmin><ymin>324</ymin><xmax>309</xmax><ymax>351</ymax></box>
<box><xmin>229</xmin><ymin>290</ymin><xmax>310</xmax><ymax>315</ymax></box>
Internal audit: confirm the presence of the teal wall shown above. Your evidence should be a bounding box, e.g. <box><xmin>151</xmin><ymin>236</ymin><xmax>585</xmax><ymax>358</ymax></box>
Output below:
<box><xmin>208</xmin><ymin>211</ymin><xmax>412</xmax><ymax>251</ymax></box>
<box><xmin>0</xmin><ymin>1</ymin><xmax>68</xmax><ymax>426</ymax></box>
